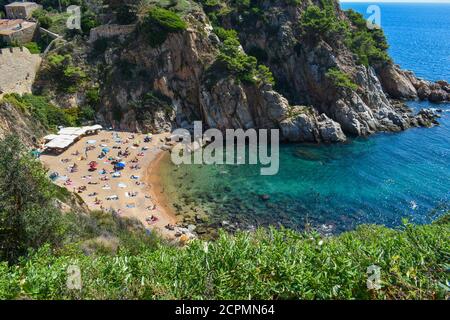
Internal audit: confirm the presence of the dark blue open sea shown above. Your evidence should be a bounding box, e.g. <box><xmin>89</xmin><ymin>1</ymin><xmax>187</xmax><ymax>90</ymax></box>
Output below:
<box><xmin>161</xmin><ymin>3</ymin><xmax>450</xmax><ymax>233</ymax></box>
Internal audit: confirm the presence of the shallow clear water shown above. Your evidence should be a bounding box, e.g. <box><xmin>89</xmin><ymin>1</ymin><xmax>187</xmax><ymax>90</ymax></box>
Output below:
<box><xmin>160</xmin><ymin>3</ymin><xmax>450</xmax><ymax>233</ymax></box>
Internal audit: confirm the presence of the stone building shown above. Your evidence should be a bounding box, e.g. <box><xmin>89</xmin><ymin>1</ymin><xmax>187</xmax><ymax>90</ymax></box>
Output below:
<box><xmin>0</xmin><ymin>19</ymin><xmax>38</xmax><ymax>45</ymax></box>
<box><xmin>5</xmin><ymin>2</ymin><xmax>42</xmax><ymax>19</ymax></box>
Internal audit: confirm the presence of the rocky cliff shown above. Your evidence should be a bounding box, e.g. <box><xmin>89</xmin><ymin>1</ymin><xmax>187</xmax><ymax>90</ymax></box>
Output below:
<box><xmin>32</xmin><ymin>0</ymin><xmax>445</xmax><ymax>143</ymax></box>
<box><xmin>0</xmin><ymin>99</ymin><xmax>47</xmax><ymax>146</ymax></box>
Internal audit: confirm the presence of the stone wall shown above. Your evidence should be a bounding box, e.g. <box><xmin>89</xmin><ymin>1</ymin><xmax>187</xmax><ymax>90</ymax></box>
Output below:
<box><xmin>0</xmin><ymin>47</ymin><xmax>41</xmax><ymax>98</ymax></box>
<box><xmin>89</xmin><ymin>24</ymin><xmax>136</xmax><ymax>43</ymax></box>
<box><xmin>3</xmin><ymin>22</ymin><xmax>38</xmax><ymax>45</ymax></box>
<box><xmin>5</xmin><ymin>3</ymin><xmax>42</xmax><ymax>19</ymax></box>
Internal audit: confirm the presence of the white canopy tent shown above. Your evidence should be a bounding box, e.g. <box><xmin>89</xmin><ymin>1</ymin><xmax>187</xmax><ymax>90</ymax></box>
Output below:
<box><xmin>45</xmin><ymin>135</ymin><xmax>78</xmax><ymax>150</ymax></box>
<box><xmin>44</xmin><ymin>125</ymin><xmax>103</xmax><ymax>153</ymax></box>
<box><xmin>58</xmin><ymin>127</ymin><xmax>89</xmax><ymax>136</ymax></box>
<box><xmin>43</xmin><ymin>134</ymin><xmax>59</xmax><ymax>142</ymax></box>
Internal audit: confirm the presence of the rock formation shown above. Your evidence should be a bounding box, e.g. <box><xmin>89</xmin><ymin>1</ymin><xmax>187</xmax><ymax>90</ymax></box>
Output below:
<box><xmin>31</xmin><ymin>0</ymin><xmax>449</xmax><ymax>143</ymax></box>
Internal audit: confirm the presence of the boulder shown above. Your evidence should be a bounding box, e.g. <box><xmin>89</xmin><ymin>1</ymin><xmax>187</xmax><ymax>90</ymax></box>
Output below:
<box><xmin>429</xmin><ymin>89</ymin><xmax>448</xmax><ymax>103</ymax></box>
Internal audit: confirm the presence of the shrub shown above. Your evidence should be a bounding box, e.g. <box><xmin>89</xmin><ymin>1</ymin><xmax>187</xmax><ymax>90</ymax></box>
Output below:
<box><xmin>215</xmin><ymin>38</ymin><xmax>275</xmax><ymax>86</ymax></box>
<box><xmin>0</xmin><ymin>220</ymin><xmax>448</xmax><ymax>299</ymax></box>
<box><xmin>32</xmin><ymin>9</ymin><xmax>53</xmax><ymax>29</ymax></box>
<box><xmin>214</xmin><ymin>27</ymin><xmax>238</xmax><ymax>42</ymax></box>
<box><xmin>2</xmin><ymin>94</ymin><xmax>78</xmax><ymax>129</ymax></box>
<box><xmin>326</xmin><ymin>67</ymin><xmax>358</xmax><ymax>91</ymax></box>
<box><xmin>141</xmin><ymin>7</ymin><xmax>187</xmax><ymax>47</ymax></box>
<box><xmin>23</xmin><ymin>42</ymin><xmax>41</xmax><ymax>54</ymax></box>
<box><xmin>45</xmin><ymin>53</ymin><xmax>87</xmax><ymax>92</ymax></box>
<box><xmin>79</xmin><ymin>106</ymin><xmax>96</xmax><ymax>122</ymax></box>
<box><xmin>81</xmin><ymin>10</ymin><xmax>100</xmax><ymax>35</ymax></box>
<box><xmin>300</xmin><ymin>3</ymin><xmax>348</xmax><ymax>41</ymax></box>
<box><xmin>0</xmin><ymin>135</ymin><xmax>64</xmax><ymax>263</ymax></box>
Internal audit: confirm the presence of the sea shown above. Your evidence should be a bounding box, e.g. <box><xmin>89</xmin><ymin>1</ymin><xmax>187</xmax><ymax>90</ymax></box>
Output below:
<box><xmin>160</xmin><ymin>2</ymin><xmax>450</xmax><ymax>234</ymax></box>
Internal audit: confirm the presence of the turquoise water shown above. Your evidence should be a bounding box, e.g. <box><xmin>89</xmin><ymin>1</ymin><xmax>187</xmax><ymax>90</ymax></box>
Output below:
<box><xmin>161</xmin><ymin>3</ymin><xmax>450</xmax><ymax>233</ymax></box>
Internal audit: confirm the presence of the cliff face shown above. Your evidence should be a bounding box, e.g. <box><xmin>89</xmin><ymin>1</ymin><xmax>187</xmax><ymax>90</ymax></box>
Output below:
<box><xmin>0</xmin><ymin>100</ymin><xmax>47</xmax><ymax>146</ymax></box>
<box><xmin>94</xmin><ymin>7</ymin><xmax>346</xmax><ymax>142</ymax></box>
<box><xmin>216</xmin><ymin>0</ymin><xmax>446</xmax><ymax>135</ymax></box>
<box><xmin>33</xmin><ymin>0</ymin><xmax>445</xmax><ymax>143</ymax></box>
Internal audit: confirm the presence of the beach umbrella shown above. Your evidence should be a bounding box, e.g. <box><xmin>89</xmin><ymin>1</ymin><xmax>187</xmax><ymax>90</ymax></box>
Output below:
<box><xmin>31</xmin><ymin>150</ymin><xmax>41</xmax><ymax>158</ymax></box>
<box><xmin>116</xmin><ymin>162</ymin><xmax>126</xmax><ymax>169</ymax></box>
<box><xmin>102</xmin><ymin>147</ymin><xmax>110</xmax><ymax>153</ymax></box>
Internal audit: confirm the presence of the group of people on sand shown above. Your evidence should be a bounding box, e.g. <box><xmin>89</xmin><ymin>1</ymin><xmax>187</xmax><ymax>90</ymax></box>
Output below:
<box><xmin>53</xmin><ymin>132</ymin><xmax>161</xmax><ymax>225</ymax></box>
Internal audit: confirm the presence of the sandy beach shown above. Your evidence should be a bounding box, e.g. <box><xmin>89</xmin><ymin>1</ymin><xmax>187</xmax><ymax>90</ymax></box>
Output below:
<box><xmin>40</xmin><ymin>130</ymin><xmax>182</xmax><ymax>239</ymax></box>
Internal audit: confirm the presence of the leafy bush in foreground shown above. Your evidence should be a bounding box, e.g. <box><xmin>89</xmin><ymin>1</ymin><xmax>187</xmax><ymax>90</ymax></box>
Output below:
<box><xmin>344</xmin><ymin>9</ymin><xmax>390</xmax><ymax>66</ymax></box>
<box><xmin>0</xmin><ymin>220</ymin><xmax>448</xmax><ymax>300</ymax></box>
<box><xmin>0</xmin><ymin>135</ymin><xmax>64</xmax><ymax>264</ymax></box>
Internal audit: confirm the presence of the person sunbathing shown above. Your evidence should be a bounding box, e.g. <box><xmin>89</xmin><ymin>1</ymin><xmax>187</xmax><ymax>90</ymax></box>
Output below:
<box><xmin>146</xmin><ymin>215</ymin><xmax>158</xmax><ymax>225</ymax></box>
<box><xmin>165</xmin><ymin>224</ymin><xmax>175</xmax><ymax>231</ymax></box>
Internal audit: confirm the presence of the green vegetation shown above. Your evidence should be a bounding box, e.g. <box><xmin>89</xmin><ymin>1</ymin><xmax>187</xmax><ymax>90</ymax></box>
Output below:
<box><xmin>132</xmin><ymin>91</ymin><xmax>174</xmax><ymax>128</ymax></box>
<box><xmin>300</xmin><ymin>2</ymin><xmax>390</xmax><ymax>67</ymax></box>
<box><xmin>211</xmin><ymin>30</ymin><xmax>275</xmax><ymax>86</ymax></box>
<box><xmin>45</xmin><ymin>53</ymin><xmax>87</xmax><ymax>93</ymax></box>
<box><xmin>0</xmin><ymin>219</ymin><xmax>448</xmax><ymax>299</ymax></box>
<box><xmin>344</xmin><ymin>9</ymin><xmax>390</xmax><ymax>66</ymax></box>
<box><xmin>32</xmin><ymin>9</ymin><xmax>53</xmax><ymax>29</ymax></box>
<box><xmin>325</xmin><ymin>68</ymin><xmax>358</xmax><ymax>91</ymax></box>
<box><xmin>23</xmin><ymin>42</ymin><xmax>42</xmax><ymax>54</ymax></box>
<box><xmin>2</xmin><ymin>94</ymin><xmax>80</xmax><ymax>130</ymax></box>
<box><xmin>300</xmin><ymin>3</ymin><xmax>348</xmax><ymax>40</ymax></box>
<box><xmin>80</xmin><ymin>10</ymin><xmax>100</xmax><ymax>35</ymax></box>
<box><xmin>85</xmin><ymin>86</ymin><xmax>100</xmax><ymax>108</ymax></box>
<box><xmin>0</xmin><ymin>135</ymin><xmax>64</xmax><ymax>263</ymax></box>
<box><xmin>140</xmin><ymin>7</ymin><xmax>187</xmax><ymax>47</ymax></box>
<box><xmin>116</xmin><ymin>4</ymin><xmax>137</xmax><ymax>24</ymax></box>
